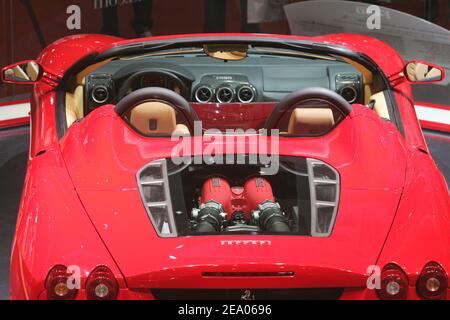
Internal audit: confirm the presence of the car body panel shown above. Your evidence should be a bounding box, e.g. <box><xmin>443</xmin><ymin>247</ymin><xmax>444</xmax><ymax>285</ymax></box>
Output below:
<box><xmin>57</xmin><ymin>103</ymin><xmax>405</xmax><ymax>290</ymax></box>
<box><xmin>9</xmin><ymin>147</ymin><xmax>125</xmax><ymax>300</ymax></box>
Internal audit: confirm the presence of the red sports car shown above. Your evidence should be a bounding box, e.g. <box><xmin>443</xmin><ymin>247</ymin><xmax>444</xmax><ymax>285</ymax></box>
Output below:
<box><xmin>2</xmin><ymin>33</ymin><xmax>449</xmax><ymax>300</ymax></box>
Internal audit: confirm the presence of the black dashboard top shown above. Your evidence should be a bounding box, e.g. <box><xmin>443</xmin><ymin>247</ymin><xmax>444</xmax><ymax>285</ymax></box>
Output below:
<box><xmin>84</xmin><ymin>54</ymin><xmax>363</xmax><ymax>112</ymax></box>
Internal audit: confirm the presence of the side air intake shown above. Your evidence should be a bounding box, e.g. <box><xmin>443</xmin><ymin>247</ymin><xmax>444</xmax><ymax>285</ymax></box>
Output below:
<box><xmin>137</xmin><ymin>159</ymin><xmax>177</xmax><ymax>237</ymax></box>
<box><xmin>307</xmin><ymin>158</ymin><xmax>340</xmax><ymax>236</ymax></box>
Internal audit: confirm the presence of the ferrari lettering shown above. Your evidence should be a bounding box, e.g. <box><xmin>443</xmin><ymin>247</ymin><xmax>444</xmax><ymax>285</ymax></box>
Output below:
<box><xmin>220</xmin><ymin>240</ymin><xmax>271</xmax><ymax>246</ymax></box>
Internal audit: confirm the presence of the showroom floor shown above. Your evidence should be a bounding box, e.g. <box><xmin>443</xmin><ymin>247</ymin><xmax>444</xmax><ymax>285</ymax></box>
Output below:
<box><xmin>0</xmin><ymin>126</ymin><xmax>448</xmax><ymax>300</ymax></box>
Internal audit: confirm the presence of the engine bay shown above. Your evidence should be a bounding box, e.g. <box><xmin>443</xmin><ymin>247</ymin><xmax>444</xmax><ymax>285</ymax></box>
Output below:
<box><xmin>137</xmin><ymin>156</ymin><xmax>340</xmax><ymax>237</ymax></box>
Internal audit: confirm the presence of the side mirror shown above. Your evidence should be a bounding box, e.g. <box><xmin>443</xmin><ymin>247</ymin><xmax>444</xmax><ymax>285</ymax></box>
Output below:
<box><xmin>1</xmin><ymin>60</ymin><xmax>43</xmax><ymax>84</ymax></box>
<box><xmin>404</xmin><ymin>60</ymin><xmax>445</xmax><ymax>84</ymax></box>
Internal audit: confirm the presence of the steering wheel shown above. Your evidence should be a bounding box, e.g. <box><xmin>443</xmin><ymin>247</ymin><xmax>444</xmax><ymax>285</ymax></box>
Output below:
<box><xmin>117</xmin><ymin>69</ymin><xmax>189</xmax><ymax>101</ymax></box>
<box><xmin>264</xmin><ymin>87</ymin><xmax>352</xmax><ymax>130</ymax></box>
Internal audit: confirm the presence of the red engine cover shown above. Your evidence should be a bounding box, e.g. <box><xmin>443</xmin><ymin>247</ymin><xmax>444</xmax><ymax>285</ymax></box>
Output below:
<box><xmin>200</xmin><ymin>177</ymin><xmax>276</xmax><ymax>220</ymax></box>
<box><xmin>200</xmin><ymin>177</ymin><xmax>232</xmax><ymax>214</ymax></box>
<box><xmin>244</xmin><ymin>177</ymin><xmax>275</xmax><ymax>212</ymax></box>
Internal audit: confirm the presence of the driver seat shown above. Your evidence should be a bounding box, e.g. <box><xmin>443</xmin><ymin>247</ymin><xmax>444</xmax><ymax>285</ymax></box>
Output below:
<box><xmin>130</xmin><ymin>101</ymin><xmax>190</xmax><ymax>136</ymax></box>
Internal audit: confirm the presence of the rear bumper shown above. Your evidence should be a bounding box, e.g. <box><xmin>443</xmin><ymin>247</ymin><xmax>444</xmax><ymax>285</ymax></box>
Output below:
<box><xmin>35</xmin><ymin>287</ymin><xmax>450</xmax><ymax>300</ymax></box>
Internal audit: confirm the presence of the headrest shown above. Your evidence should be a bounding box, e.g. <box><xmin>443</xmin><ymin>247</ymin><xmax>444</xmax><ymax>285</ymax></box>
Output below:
<box><xmin>288</xmin><ymin>108</ymin><xmax>335</xmax><ymax>135</ymax></box>
<box><xmin>116</xmin><ymin>87</ymin><xmax>199</xmax><ymax>132</ymax></box>
<box><xmin>129</xmin><ymin>101</ymin><xmax>177</xmax><ymax>135</ymax></box>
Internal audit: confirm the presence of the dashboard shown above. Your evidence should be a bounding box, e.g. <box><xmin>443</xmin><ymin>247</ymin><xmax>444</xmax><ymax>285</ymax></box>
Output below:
<box><xmin>83</xmin><ymin>55</ymin><xmax>363</xmax><ymax>114</ymax></box>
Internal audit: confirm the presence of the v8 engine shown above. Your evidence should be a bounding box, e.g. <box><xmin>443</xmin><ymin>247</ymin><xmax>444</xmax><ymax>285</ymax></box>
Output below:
<box><xmin>191</xmin><ymin>177</ymin><xmax>291</xmax><ymax>233</ymax></box>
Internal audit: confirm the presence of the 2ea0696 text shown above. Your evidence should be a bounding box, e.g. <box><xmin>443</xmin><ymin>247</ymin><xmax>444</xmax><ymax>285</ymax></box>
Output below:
<box><xmin>178</xmin><ymin>304</ymin><xmax>272</xmax><ymax>317</ymax></box>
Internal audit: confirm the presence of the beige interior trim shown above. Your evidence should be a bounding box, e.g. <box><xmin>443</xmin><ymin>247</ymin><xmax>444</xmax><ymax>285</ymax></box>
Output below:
<box><xmin>75</xmin><ymin>59</ymin><xmax>112</xmax><ymax>85</ymax></box>
<box><xmin>288</xmin><ymin>108</ymin><xmax>335</xmax><ymax>135</ymax></box>
<box><xmin>65</xmin><ymin>82</ymin><xmax>85</xmax><ymax>127</ymax></box>
<box><xmin>369</xmin><ymin>91</ymin><xmax>390</xmax><ymax>120</ymax></box>
<box><xmin>65</xmin><ymin>58</ymin><xmax>113</xmax><ymax>127</ymax></box>
<box><xmin>65</xmin><ymin>93</ymin><xmax>77</xmax><ymax>126</ymax></box>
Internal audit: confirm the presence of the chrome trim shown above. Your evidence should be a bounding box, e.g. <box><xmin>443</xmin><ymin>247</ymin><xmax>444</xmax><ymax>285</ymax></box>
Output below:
<box><xmin>339</xmin><ymin>86</ymin><xmax>357</xmax><ymax>103</ymax></box>
<box><xmin>91</xmin><ymin>85</ymin><xmax>109</xmax><ymax>104</ymax></box>
<box><xmin>216</xmin><ymin>86</ymin><xmax>235</xmax><ymax>103</ymax></box>
<box><xmin>194</xmin><ymin>85</ymin><xmax>214</xmax><ymax>103</ymax></box>
<box><xmin>237</xmin><ymin>85</ymin><xmax>256</xmax><ymax>103</ymax></box>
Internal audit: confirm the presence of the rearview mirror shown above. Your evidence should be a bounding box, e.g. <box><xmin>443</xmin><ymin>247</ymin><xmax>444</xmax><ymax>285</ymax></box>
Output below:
<box><xmin>204</xmin><ymin>44</ymin><xmax>248</xmax><ymax>61</ymax></box>
<box><xmin>404</xmin><ymin>60</ymin><xmax>444</xmax><ymax>83</ymax></box>
<box><xmin>1</xmin><ymin>60</ymin><xmax>43</xmax><ymax>84</ymax></box>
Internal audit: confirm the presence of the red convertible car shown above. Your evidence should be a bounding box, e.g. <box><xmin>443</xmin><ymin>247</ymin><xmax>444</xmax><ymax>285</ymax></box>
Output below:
<box><xmin>2</xmin><ymin>33</ymin><xmax>449</xmax><ymax>300</ymax></box>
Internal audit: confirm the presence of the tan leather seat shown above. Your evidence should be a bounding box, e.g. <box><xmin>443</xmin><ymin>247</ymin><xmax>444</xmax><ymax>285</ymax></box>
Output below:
<box><xmin>129</xmin><ymin>101</ymin><xmax>190</xmax><ymax>136</ymax></box>
<box><xmin>172</xmin><ymin>124</ymin><xmax>190</xmax><ymax>136</ymax></box>
<box><xmin>288</xmin><ymin>108</ymin><xmax>335</xmax><ymax>135</ymax></box>
<box><xmin>66</xmin><ymin>83</ymin><xmax>85</xmax><ymax>126</ymax></box>
<box><xmin>369</xmin><ymin>91</ymin><xmax>390</xmax><ymax>120</ymax></box>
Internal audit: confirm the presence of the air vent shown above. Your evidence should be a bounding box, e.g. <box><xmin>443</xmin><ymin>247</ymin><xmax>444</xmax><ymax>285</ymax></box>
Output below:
<box><xmin>91</xmin><ymin>85</ymin><xmax>109</xmax><ymax>104</ymax></box>
<box><xmin>340</xmin><ymin>86</ymin><xmax>357</xmax><ymax>103</ymax></box>
<box><xmin>194</xmin><ymin>85</ymin><xmax>213</xmax><ymax>103</ymax></box>
<box><xmin>307</xmin><ymin>158</ymin><xmax>340</xmax><ymax>237</ymax></box>
<box><xmin>137</xmin><ymin>159</ymin><xmax>177</xmax><ymax>237</ymax></box>
<box><xmin>216</xmin><ymin>86</ymin><xmax>234</xmax><ymax>103</ymax></box>
<box><xmin>237</xmin><ymin>85</ymin><xmax>256</xmax><ymax>103</ymax></box>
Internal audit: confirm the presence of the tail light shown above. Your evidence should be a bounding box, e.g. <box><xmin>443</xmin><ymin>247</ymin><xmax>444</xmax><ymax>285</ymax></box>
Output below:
<box><xmin>45</xmin><ymin>265</ymin><xmax>78</xmax><ymax>300</ymax></box>
<box><xmin>376</xmin><ymin>264</ymin><xmax>408</xmax><ymax>300</ymax></box>
<box><xmin>86</xmin><ymin>266</ymin><xmax>119</xmax><ymax>300</ymax></box>
<box><xmin>416</xmin><ymin>262</ymin><xmax>448</xmax><ymax>300</ymax></box>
